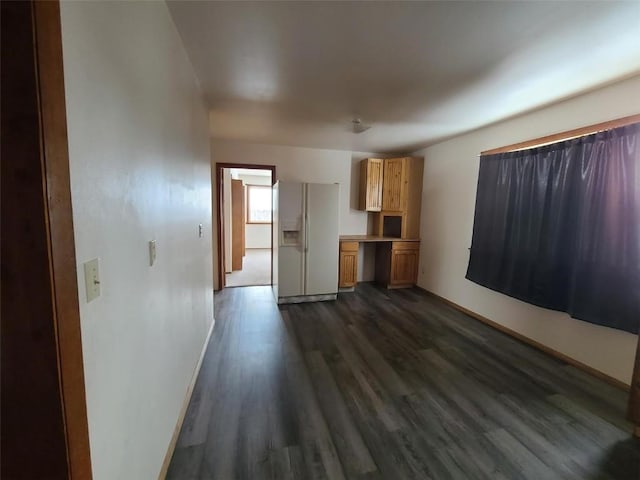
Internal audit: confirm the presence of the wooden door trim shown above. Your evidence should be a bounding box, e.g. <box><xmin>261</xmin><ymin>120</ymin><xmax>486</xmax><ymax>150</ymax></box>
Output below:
<box><xmin>231</xmin><ymin>179</ymin><xmax>244</xmax><ymax>271</ymax></box>
<box><xmin>217</xmin><ymin>171</ymin><xmax>227</xmax><ymax>288</ymax></box>
<box><xmin>33</xmin><ymin>2</ymin><xmax>93</xmax><ymax>477</ymax></box>
<box><xmin>1</xmin><ymin>0</ymin><xmax>92</xmax><ymax>477</ymax></box>
<box><xmin>214</xmin><ymin>163</ymin><xmax>276</xmax><ymax>290</ymax></box>
<box><xmin>481</xmin><ymin>113</ymin><xmax>640</xmax><ymax>155</ymax></box>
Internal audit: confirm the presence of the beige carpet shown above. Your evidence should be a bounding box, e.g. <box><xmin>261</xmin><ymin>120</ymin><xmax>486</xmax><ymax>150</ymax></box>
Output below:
<box><xmin>225</xmin><ymin>248</ymin><xmax>271</xmax><ymax>287</ymax></box>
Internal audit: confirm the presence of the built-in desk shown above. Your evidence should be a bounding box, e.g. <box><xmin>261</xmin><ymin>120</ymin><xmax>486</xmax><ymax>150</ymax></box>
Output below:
<box><xmin>339</xmin><ymin>235</ymin><xmax>421</xmax><ymax>243</ymax></box>
<box><xmin>339</xmin><ymin>235</ymin><xmax>420</xmax><ymax>289</ymax></box>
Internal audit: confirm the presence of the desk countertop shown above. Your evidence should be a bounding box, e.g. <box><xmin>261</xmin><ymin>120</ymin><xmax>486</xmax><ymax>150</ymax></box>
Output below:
<box><xmin>339</xmin><ymin>235</ymin><xmax>421</xmax><ymax>243</ymax></box>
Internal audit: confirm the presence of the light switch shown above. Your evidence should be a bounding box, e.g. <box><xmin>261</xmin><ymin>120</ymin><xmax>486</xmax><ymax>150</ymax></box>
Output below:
<box><xmin>84</xmin><ymin>258</ymin><xmax>101</xmax><ymax>302</ymax></box>
<box><xmin>149</xmin><ymin>240</ymin><xmax>157</xmax><ymax>266</ymax></box>
<box><xmin>198</xmin><ymin>224</ymin><xmax>203</xmax><ymax>238</ymax></box>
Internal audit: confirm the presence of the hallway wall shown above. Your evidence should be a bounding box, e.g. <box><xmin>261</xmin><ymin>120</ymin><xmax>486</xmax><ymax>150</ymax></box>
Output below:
<box><xmin>60</xmin><ymin>2</ymin><xmax>214</xmax><ymax>478</ymax></box>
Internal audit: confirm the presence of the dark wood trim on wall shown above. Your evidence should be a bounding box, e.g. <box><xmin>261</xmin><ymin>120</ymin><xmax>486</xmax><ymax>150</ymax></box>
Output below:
<box><xmin>214</xmin><ymin>163</ymin><xmax>276</xmax><ymax>290</ymax></box>
<box><xmin>1</xmin><ymin>1</ymin><xmax>92</xmax><ymax>478</ymax></box>
<box><xmin>34</xmin><ymin>1</ymin><xmax>93</xmax><ymax>476</ymax></box>
<box><xmin>417</xmin><ymin>288</ymin><xmax>631</xmax><ymax>392</ymax></box>
<box><xmin>481</xmin><ymin>113</ymin><xmax>640</xmax><ymax>155</ymax></box>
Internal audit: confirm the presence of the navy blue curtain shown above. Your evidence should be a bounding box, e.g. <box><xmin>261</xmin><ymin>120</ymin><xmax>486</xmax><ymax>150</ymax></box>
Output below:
<box><xmin>466</xmin><ymin>123</ymin><xmax>640</xmax><ymax>334</ymax></box>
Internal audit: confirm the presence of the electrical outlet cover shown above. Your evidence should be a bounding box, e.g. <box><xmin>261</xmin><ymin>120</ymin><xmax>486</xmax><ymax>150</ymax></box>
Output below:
<box><xmin>149</xmin><ymin>240</ymin><xmax>157</xmax><ymax>266</ymax></box>
<box><xmin>84</xmin><ymin>258</ymin><xmax>101</xmax><ymax>302</ymax></box>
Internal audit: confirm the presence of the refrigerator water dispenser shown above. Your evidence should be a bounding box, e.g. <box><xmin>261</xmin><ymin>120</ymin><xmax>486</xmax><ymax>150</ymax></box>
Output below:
<box><xmin>281</xmin><ymin>229</ymin><xmax>301</xmax><ymax>246</ymax></box>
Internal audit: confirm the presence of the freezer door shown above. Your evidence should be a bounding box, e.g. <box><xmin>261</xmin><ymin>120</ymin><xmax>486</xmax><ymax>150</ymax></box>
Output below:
<box><xmin>276</xmin><ymin>182</ymin><xmax>304</xmax><ymax>298</ymax></box>
<box><xmin>304</xmin><ymin>183</ymin><xmax>340</xmax><ymax>295</ymax></box>
<box><xmin>278</xmin><ymin>181</ymin><xmax>304</xmax><ymax>232</ymax></box>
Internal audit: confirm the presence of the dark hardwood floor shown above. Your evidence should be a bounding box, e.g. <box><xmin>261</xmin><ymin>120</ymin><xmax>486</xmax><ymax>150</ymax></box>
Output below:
<box><xmin>167</xmin><ymin>284</ymin><xmax>640</xmax><ymax>479</ymax></box>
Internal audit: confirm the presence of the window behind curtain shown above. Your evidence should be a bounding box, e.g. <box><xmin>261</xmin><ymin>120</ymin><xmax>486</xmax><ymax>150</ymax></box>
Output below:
<box><xmin>247</xmin><ymin>185</ymin><xmax>272</xmax><ymax>224</ymax></box>
<box><xmin>466</xmin><ymin>123</ymin><xmax>640</xmax><ymax>334</ymax></box>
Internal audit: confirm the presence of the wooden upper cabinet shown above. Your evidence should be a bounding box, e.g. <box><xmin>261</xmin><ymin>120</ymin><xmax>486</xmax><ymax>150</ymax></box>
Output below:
<box><xmin>359</xmin><ymin>158</ymin><xmax>384</xmax><ymax>211</ymax></box>
<box><xmin>359</xmin><ymin>156</ymin><xmax>424</xmax><ymax>239</ymax></box>
<box><xmin>382</xmin><ymin>158</ymin><xmax>406</xmax><ymax>212</ymax></box>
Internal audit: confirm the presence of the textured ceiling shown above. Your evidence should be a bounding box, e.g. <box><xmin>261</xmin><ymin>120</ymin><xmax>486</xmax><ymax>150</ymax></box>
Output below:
<box><xmin>167</xmin><ymin>1</ymin><xmax>640</xmax><ymax>153</ymax></box>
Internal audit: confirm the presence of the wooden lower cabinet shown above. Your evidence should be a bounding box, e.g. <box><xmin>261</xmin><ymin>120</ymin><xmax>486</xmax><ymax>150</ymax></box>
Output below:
<box><xmin>391</xmin><ymin>245</ymin><xmax>419</xmax><ymax>286</ymax></box>
<box><xmin>376</xmin><ymin>241</ymin><xmax>419</xmax><ymax>288</ymax></box>
<box><xmin>339</xmin><ymin>241</ymin><xmax>359</xmax><ymax>288</ymax></box>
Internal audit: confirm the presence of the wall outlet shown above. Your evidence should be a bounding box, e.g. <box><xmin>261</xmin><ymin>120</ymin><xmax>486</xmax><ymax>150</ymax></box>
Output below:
<box><xmin>198</xmin><ymin>223</ymin><xmax>203</xmax><ymax>238</ymax></box>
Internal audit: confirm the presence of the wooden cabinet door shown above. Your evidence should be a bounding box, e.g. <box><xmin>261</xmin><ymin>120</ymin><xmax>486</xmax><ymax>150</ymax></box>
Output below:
<box><xmin>390</xmin><ymin>242</ymin><xmax>419</xmax><ymax>286</ymax></box>
<box><xmin>359</xmin><ymin>158</ymin><xmax>384</xmax><ymax>211</ymax></box>
<box><xmin>339</xmin><ymin>241</ymin><xmax>359</xmax><ymax>287</ymax></box>
<box><xmin>382</xmin><ymin>158</ymin><xmax>406</xmax><ymax>212</ymax></box>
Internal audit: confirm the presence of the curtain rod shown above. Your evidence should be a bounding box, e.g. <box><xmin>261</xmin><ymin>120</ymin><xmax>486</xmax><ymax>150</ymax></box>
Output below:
<box><xmin>480</xmin><ymin>113</ymin><xmax>640</xmax><ymax>156</ymax></box>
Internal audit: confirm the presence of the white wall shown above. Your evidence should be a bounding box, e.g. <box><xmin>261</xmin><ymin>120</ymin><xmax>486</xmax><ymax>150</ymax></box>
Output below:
<box><xmin>212</xmin><ymin>141</ymin><xmax>390</xmax><ymax>288</ymax></box>
<box><xmin>414</xmin><ymin>74</ymin><xmax>640</xmax><ymax>385</ymax></box>
<box><xmin>61</xmin><ymin>2</ymin><xmax>214</xmax><ymax>479</ymax></box>
<box><xmin>237</xmin><ymin>173</ymin><xmax>272</xmax><ymax>249</ymax></box>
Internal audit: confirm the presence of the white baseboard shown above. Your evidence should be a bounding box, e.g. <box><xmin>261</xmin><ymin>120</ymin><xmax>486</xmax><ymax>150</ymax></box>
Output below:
<box><xmin>157</xmin><ymin>317</ymin><xmax>216</xmax><ymax>479</ymax></box>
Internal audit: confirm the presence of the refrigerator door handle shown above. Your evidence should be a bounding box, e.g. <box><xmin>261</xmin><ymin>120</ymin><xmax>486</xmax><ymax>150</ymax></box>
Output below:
<box><xmin>302</xmin><ymin>184</ymin><xmax>309</xmax><ymax>294</ymax></box>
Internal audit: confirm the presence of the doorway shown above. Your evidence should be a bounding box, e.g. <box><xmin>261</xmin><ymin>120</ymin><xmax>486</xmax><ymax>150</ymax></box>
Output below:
<box><xmin>215</xmin><ymin>163</ymin><xmax>276</xmax><ymax>289</ymax></box>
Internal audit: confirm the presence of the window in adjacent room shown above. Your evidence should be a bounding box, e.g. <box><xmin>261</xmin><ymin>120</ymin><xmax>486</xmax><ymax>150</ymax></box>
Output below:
<box><xmin>246</xmin><ymin>185</ymin><xmax>272</xmax><ymax>224</ymax></box>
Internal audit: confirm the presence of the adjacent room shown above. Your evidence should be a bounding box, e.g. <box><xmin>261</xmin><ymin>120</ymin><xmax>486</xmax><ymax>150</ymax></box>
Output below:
<box><xmin>4</xmin><ymin>1</ymin><xmax>640</xmax><ymax>480</ymax></box>
<box><xmin>221</xmin><ymin>167</ymin><xmax>273</xmax><ymax>288</ymax></box>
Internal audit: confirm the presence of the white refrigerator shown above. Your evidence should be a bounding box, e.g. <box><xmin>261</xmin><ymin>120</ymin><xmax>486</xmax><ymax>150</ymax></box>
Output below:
<box><xmin>272</xmin><ymin>181</ymin><xmax>340</xmax><ymax>304</ymax></box>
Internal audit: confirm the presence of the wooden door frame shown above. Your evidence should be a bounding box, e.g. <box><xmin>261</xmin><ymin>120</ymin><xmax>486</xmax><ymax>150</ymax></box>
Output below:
<box><xmin>214</xmin><ymin>163</ymin><xmax>276</xmax><ymax>290</ymax></box>
<box><xmin>230</xmin><ymin>179</ymin><xmax>245</xmax><ymax>271</ymax></box>
<box><xmin>1</xmin><ymin>0</ymin><xmax>92</xmax><ymax>477</ymax></box>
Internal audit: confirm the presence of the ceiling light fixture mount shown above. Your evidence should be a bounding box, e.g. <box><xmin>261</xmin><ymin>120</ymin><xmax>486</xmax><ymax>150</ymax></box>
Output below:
<box><xmin>352</xmin><ymin>118</ymin><xmax>371</xmax><ymax>134</ymax></box>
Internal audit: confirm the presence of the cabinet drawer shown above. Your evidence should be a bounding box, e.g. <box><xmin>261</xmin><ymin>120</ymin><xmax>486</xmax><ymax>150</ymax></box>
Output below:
<box><xmin>340</xmin><ymin>241</ymin><xmax>359</xmax><ymax>252</ymax></box>
<box><xmin>392</xmin><ymin>241</ymin><xmax>420</xmax><ymax>251</ymax></box>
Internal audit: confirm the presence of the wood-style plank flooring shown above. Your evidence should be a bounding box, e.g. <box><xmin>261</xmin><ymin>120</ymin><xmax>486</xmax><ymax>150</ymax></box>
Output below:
<box><xmin>167</xmin><ymin>284</ymin><xmax>640</xmax><ymax>479</ymax></box>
